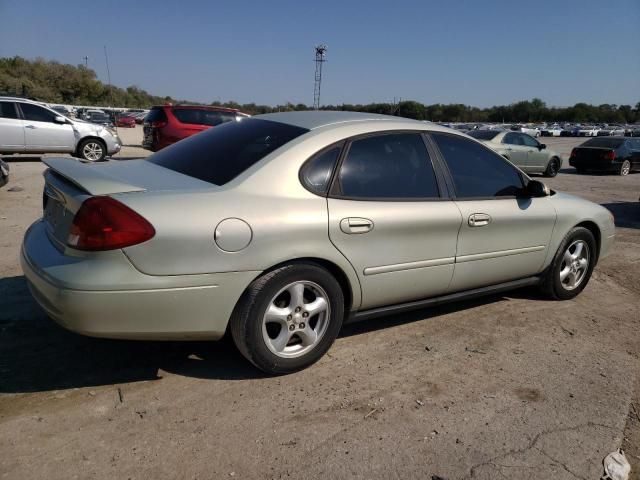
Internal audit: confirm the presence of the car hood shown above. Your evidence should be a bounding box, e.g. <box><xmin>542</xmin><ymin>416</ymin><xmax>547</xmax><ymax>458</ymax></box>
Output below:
<box><xmin>43</xmin><ymin>157</ymin><xmax>214</xmax><ymax>195</ymax></box>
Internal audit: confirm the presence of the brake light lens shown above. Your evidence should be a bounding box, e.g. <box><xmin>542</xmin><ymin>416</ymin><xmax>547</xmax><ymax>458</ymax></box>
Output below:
<box><xmin>603</xmin><ymin>150</ymin><xmax>616</xmax><ymax>161</ymax></box>
<box><xmin>570</xmin><ymin>148</ymin><xmax>577</xmax><ymax>158</ymax></box>
<box><xmin>68</xmin><ymin>196</ymin><xmax>155</xmax><ymax>251</ymax></box>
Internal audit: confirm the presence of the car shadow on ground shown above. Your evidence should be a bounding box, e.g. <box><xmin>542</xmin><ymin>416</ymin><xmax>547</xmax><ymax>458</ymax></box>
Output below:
<box><xmin>0</xmin><ymin>275</ymin><xmax>539</xmax><ymax>392</ymax></box>
<box><xmin>0</xmin><ymin>155</ymin><xmax>43</xmax><ymax>163</ymax></box>
<box><xmin>602</xmin><ymin>202</ymin><xmax>640</xmax><ymax>229</ymax></box>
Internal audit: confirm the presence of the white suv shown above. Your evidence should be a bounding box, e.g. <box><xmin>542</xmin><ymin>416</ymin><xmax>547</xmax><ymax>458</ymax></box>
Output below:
<box><xmin>0</xmin><ymin>97</ymin><xmax>121</xmax><ymax>161</ymax></box>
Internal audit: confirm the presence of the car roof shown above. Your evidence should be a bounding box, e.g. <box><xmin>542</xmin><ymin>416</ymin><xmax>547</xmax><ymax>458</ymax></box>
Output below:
<box><xmin>255</xmin><ymin>110</ymin><xmax>443</xmax><ymax>131</ymax></box>
<box><xmin>0</xmin><ymin>96</ymin><xmax>43</xmax><ymax>104</ymax></box>
<box><xmin>154</xmin><ymin>104</ymin><xmax>240</xmax><ymax>113</ymax></box>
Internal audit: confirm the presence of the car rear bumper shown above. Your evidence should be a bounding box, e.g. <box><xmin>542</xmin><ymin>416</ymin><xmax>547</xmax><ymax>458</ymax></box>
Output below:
<box><xmin>569</xmin><ymin>159</ymin><xmax>619</xmax><ymax>172</ymax></box>
<box><xmin>21</xmin><ymin>221</ymin><xmax>259</xmax><ymax>340</ymax></box>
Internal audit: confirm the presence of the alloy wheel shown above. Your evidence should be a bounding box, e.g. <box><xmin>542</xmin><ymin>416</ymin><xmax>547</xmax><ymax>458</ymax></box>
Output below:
<box><xmin>82</xmin><ymin>142</ymin><xmax>104</xmax><ymax>161</ymax></box>
<box><xmin>262</xmin><ymin>281</ymin><xmax>331</xmax><ymax>358</ymax></box>
<box><xmin>559</xmin><ymin>240</ymin><xmax>589</xmax><ymax>291</ymax></box>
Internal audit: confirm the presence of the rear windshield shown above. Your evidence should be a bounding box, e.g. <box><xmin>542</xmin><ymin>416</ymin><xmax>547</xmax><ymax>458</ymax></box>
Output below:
<box><xmin>582</xmin><ymin>138</ymin><xmax>626</xmax><ymax>148</ymax></box>
<box><xmin>172</xmin><ymin>108</ymin><xmax>237</xmax><ymax>126</ymax></box>
<box><xmin>467</xmin><ymin>130</ymin><xmax>500</xmax><ymax>140</ymax></box>
<box><xmin>145</xmin><ymin>107</ymin><xmax>167</xmax><ymax>123</ymax></box>
<box><xmin>147</xmin><ymin>118</ymin><xmax>309</xmax><ymax>185</ymax></box>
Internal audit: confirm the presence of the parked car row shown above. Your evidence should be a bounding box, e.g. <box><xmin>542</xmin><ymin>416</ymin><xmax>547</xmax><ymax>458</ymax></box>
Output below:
<box><xmin>444</xmin><ymin>122</ymin><xmax>640</xmax><ymax>137</ymax></box>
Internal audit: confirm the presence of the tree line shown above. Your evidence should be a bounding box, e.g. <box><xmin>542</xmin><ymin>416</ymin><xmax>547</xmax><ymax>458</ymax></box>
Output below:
<box><xmin>2</xmin><ymin>56</ymin><xmax>638</xmax><ymax>123</ymax></box>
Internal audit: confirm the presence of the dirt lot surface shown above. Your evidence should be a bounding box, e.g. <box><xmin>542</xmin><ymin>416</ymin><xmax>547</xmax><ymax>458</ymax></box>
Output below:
<box><xmin>1</xmin><ymin>132</ymin><xmax>639</xmax><ymax>479</ymax></box>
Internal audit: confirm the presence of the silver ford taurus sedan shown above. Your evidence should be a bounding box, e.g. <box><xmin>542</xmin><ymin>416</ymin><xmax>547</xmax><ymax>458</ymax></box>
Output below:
<box><xmin>21</xmin><ymin>111</ymin><xmax>615</xmax><ymax>374</ymax></box>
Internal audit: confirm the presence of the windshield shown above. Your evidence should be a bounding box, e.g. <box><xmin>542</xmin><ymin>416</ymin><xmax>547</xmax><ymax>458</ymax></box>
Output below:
<box><xmin>468</xmin><ymin>130</ymin><xmax>500</xmax><ymax>140</ymax></box>
<box><xmin>147</xmin><ymin>118</ymin><xmax>308</xmax><ymax>185</ymax></box>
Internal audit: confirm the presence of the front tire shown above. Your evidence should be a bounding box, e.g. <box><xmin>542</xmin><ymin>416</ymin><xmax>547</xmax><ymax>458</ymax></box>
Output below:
<box><xmin>77</xmin><ymin>139</ymin><xmax>106</xmax><ymax>162</ymax></box>
<box><xmin>541</xmin><ymin>227</ymin><xmax>596</xmax><ymax>300</ymax></box>
<box><xmin>230</xmin><ymin>263</ymin><xmax>345</xmax><ymax>374</ymax></box>
<box><xmin>544</xmin><ymin>157</ymin><xmax>560</xmax><ymax>177</ymax></box>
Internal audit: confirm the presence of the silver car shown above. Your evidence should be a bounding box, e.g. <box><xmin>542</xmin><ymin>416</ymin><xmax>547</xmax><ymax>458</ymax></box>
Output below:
<box><xmin>21</xmin><ymin>111</ymin><xmax>615</xmax><ymax>374</ymax></box>
<box><xmin>0</xmin><ymin>97</ymin><xmax>121</xmax><ymax>161</ymax></box>
<box><xmin>468</xmin><ymin>129</ymin><xmax>563</xmax><ymax>177</ymax></box>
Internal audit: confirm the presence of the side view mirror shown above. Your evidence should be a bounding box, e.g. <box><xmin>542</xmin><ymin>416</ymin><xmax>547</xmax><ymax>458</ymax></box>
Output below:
<box><xmin>525</xmin><ymin>179</ymin><xmax>550</xmax><ymax>197</ymax></box>
<box><xmin>53</xmin><ymin>116</ymin><xmax>67</xmax><ymax>124</ymax></box>
<box><xmin>538</xmin><ymin>143</ymin><xmax>546</xmax><ymax>150</ymax></box>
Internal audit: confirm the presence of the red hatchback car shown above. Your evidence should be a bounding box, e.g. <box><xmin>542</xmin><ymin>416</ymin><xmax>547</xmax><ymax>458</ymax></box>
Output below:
<box><xmin>142</xmin><ymin>105</ymin><xmax>249</xmax><ymax>151</ymax></box>
<box><xmin>115</xmin><ymin>114</ymin><xmax>136</xmax><ymax>128</ymax></box>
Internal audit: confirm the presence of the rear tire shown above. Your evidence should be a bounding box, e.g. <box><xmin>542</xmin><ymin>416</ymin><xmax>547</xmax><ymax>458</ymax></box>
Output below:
<box><xmin>541</xmin><ymin>226</ymin><xmax>596</xmax><ymax>300</ymax></box>
<box><xmin>619</xmin><ymin>160</ymin><xmax>631</xmax><ymax>176</ymax></box>
<box><xmin>230</xmin><ymin>263</ymin><xmax>345</xmax><ymax>375</ymax></box>
<box><xmin>77</xmin><ymin>139</ymin><xmax>106</xmax><ymax>162</ymax></box>
<box><xmin>544</xmin><ymin>157</ymin><xmax>560</xmax><ymax>177</ymax></box>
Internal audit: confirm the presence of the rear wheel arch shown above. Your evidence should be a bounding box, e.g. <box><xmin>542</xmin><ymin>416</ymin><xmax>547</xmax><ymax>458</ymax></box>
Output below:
<box><xmin>255</xmin><ymin>257</ymin><xmax>355</xmax><ymax>314</ymax></box>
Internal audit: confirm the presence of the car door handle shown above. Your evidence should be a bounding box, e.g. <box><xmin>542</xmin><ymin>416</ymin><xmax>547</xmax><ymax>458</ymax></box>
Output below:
<box><xmin>468</xmin><ymin>213</ymin><xmax>491</xmax><ymax>227</ymax></box>
<box><xmin>25</xmin><ymin>125</ymin><xmax>37</xmax><ymax>129</ymax></box>
<box><xmin>340</xmin><ymin>217</ymin><xmax>374</xmax><ymax>234</ymax></box>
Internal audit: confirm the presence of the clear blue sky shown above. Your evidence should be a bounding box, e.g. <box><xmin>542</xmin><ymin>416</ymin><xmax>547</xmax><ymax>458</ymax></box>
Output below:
<box><xmin>1</xmin><ymin>0</ymin><xmax>638</xmax><ymax>107</ymax></box>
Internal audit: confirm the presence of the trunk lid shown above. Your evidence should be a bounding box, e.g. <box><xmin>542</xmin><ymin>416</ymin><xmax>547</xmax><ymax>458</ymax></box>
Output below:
<box><xmin>41</xmin><ymin>157</ymin><xmax>213</xmax><ymax>248</ymax></box>
<box><xmin>573</xmin><ymin>147</ymin><xmax>614</xmax><ymax>163</ymax></box>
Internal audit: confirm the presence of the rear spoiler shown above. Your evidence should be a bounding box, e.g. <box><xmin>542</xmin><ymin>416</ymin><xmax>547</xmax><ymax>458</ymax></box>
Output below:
<box><xmin>42</xmin><ymin>157</ymin><xmax>146</xmax><ymax>195</ymax></box>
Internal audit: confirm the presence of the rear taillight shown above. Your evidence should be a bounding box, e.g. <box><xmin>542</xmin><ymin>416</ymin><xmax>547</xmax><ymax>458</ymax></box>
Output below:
<box><xmin>603</xmin><ymin>150</ymin><xmax>616</xmax><ymax>161</ymax></box>
<box><xmin>68</xmin><ymin>196</ymin><xmax>155</xmax><ymax>251</ymax></box>
<box><xmin>151</xmin><ymin>121</ymin><xmax>167</xmax><ymax>128</ymax></box>
<box><xmin>570</xmin><ymin>149</ymin><xmax>577</xmax><ymax>158</ymax></box>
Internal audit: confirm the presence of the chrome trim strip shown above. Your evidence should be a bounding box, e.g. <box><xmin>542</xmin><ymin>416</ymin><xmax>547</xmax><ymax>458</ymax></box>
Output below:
<box><xmin>456</xmin><ymin>245</ymin><xmax>545</xmax><ymax>263</ymax></box>
<box><xmin>363</xmin><ymin>257</ymin><xmax>455</xmax><ymax>276</ymax></box>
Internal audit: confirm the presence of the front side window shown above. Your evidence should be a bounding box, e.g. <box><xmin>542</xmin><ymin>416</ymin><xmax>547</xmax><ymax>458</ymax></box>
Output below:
<box><xmin>0</xmin><ymin>102</ymin><xmax>18</xmax><ymax>119</ymax></box>
<box><xmin>20</xmin><ymin>103</ymin><xmax>57</xmax><ymax>123</ymax></box>
<box><xmin>300</xmin><ymin>145</ymin><xmax>341</xmax><ymax>195</ymax></box>
<box><xmin>431</xmin><ymin>133</ymin><xmax>525</xmax><ymax>199</ymax></box>
<box><xmin>503</xmin><ymin>132</ymin><xmax>522</xmax><ymax>145</ymax></box>
<box><xmin>148</xmin><ymin>118</ymin><xmax>308</xmax><ymax>185</ymax></box>
<box><xmin>521</xmin><ymin>134</ymin><xmax>539</xmax><ymax>148</ymax></box>
<box><xmin>337</xmin><ymin>133</ymin><xmax>439</xmax><ymax>199</ymax></box>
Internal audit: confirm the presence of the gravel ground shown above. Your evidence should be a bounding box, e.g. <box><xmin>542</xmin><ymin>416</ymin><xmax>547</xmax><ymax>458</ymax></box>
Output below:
<box><xmin>1</xmin><ymin>132</ymin><xmax>639</xmax><ymax>479</ymax></box>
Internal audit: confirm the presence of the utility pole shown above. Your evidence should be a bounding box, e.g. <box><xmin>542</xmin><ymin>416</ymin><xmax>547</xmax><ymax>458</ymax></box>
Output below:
<box><xmin>103</xmin><ymin>46</ymin><xmax>114</xmax><ymax>108</ymax></box>
<box><xmin>83</xmin><ymin>56</ymin><xmax>88</xmax><ymax>68</ymax></box>
<box><xmin>313</xmin><ymin>45</ymin><xmax>327</xmax><ymax>110</ymax></box>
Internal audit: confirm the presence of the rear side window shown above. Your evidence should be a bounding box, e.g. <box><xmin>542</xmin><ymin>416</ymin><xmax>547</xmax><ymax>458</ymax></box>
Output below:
<box><xmin>300</xmin><ymin>145</ymin><xmax>341</xmax><ymax>195</ymax></box>
<box><xmin>337</xmin><ymin>133</ymin><xmax>439</xmax><ymax>199</ymax></box>
<box><xmin>19</xmin><ymin>103</ymin><xmax>57</xmax><ymax>123</ymax></box>
<box><xmin>145</xmin><ymin>107</ymin><xmax>168</xmax><ymax>123</ymax></box>
<box><xmin>147</xmin><ymin>118</ymin><xmax>308</xmax><ymax>185</ymax></box>
<box><xmin>0</xmin><ymin>102</ymin><xmax>18</xmax><ymax>119</ymax></box>
<box><xmin>431</xmin><ymin>133</ymin><xmax>524</xmax><ymax>198</ymax></box>
<box><xmin>172</xmin><ymin>108</ymin><xmax>236</xmax><ymax>127</ymax></box>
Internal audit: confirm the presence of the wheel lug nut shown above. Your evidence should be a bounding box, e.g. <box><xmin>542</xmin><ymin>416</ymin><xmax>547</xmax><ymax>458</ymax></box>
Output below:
<box><xmin>289</xmin><ymin>324</ymin><xmax>295</xmax><ymax>331</ymax></box>
<box><xmin>287</xmin><ymin>315</ymin><xmax>292</xmax><ymax>320</ymax></box>
<box><xmin>295</xmin><ymin>307</ymin><xmax>301</xmax><ymax>313</ymax></box>
<box><xmin>302</xmin><ymin>312</ymin><xmax>309</xmax><ymax>318</ymax></box>
<box><xmin>299</xmin><ymin>322</ymin><xmax>305</xmax><ymax>329</ymax></box>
